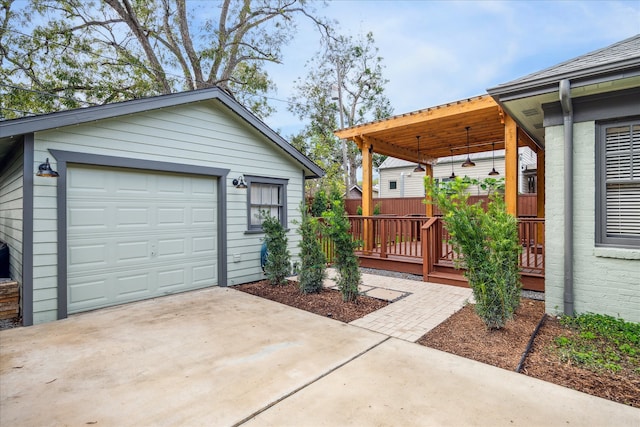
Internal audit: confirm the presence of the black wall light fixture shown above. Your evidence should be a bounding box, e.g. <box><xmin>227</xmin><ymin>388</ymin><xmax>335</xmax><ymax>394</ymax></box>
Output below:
<box><xmin>36</xmin><ymin>158</ymin><xmax>59</xmax><ymax>177</ymax></box>
<box><xmin>232</xmin><ymin>175</ymin><xmax>247</xmax><ymax>188</ymax></box>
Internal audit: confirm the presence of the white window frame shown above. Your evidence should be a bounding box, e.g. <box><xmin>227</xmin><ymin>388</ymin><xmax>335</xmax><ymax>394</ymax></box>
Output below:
<box><xmin>245</xmin><ymin>175</ymin><xmax>288</xmax><ymax>232</ymax></box>
<box><xmin>596</xmin><ymin>119</ymin><xmax>640</xmax><ymax>248</ymax></box>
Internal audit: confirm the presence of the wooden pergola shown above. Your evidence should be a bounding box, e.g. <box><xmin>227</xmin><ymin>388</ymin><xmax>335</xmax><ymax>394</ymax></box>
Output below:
<box><xmin>335</xmin><ymin>95</ymin><xmax>545</xmax><ymax>219</ymax></box>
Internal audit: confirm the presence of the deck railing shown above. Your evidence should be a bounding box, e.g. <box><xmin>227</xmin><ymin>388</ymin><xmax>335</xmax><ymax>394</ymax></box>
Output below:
<box><xmin>421</xmin><ymin>217</ymin><xmax>545</xmax><ymax>275</ymax></box>
<box><xmin>318</xmin><ymin>215</ymin><xmax>545</xmax><ymax>279</ymax></box>
<box><xmin>347</xmin><ymin>215</ymin><xmax>427</xmax><ymax>260</ymax></box>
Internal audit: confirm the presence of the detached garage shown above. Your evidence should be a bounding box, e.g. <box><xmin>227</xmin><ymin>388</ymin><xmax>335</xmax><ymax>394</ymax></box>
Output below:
<box><xmin>0</xmin><ymin>88</ymin><xmax>323</xmax><ymax>325</ymax></box>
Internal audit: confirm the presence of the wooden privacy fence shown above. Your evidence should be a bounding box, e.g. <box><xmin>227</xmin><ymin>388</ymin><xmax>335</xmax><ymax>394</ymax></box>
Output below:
<box><xmin>345</xmin><ymin>194</ymin><xmax>538</xmax><ymax>217</ymax></box>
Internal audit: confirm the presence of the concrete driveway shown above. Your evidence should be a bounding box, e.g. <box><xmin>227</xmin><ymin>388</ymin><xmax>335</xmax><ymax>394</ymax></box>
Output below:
<box><xmin>1</xmin><ymin>287</ymin><xmax>638</xmax><ymax>426</ymax></box>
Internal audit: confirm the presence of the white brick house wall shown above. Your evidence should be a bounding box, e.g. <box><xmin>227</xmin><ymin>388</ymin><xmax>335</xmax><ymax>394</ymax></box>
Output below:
<box><xmin>545</xmin><ymin>122</ymin><xmax>640</xmax><ymax>322</ymax></box>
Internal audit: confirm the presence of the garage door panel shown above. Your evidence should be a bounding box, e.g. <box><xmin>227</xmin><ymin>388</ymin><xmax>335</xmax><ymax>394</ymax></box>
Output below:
<box><xmin>68</xmin><ymin>168</ymin><xmax>108</xmax><ymax>193</ymax></box>
<box><xmin>193</xmin><ymin>265</ymin><xmax>216</xmax><ymax>284</ymax></box>
<box><xmin>193</xmin><ymin>207</ymin><xmax>216</xmax><ymax>225</ymax></box>
<box><xmin>158</xmin><ymin>208</ymin><xmax>186</xmax><ymax>225</ymax></box>
<box><xmin>116</xmin><ymin>171</ymin><xmax>150</xmax><ymax>193</ymax></box>
<box><xmin>116</xmin><ymin>240</ymin><xmax>150</xmax><ymax>262</ymax></box>
<box><xmin>67</xmin><ymin>165</ymin><xmax>218</xmax><ymax>314</ymax></box>
<box><xmin>115</xmin><ymin>273</ymin><xmax>152</xmax><ymax>298</ymax></box>
<box><xmin>69</xmin><ymin>243</ymin><xmax>109</xmax><ymax>267</ymax></box>
<box><xmin>157</xmin><ymin>238</ymin><xmax>186</xmax><ymax>258</ymax></box>
<box><xmin>157</xmin><ymin>269</ymin><xmax>185</xmax><ymax>291</ymax></box>
<box><xmin>68</xmin><ymin>279</ymin><xmax>109</xmax><ymax>306</ymax></box>
<box><xmin>116</xmin><ymin>207</ymin><xmax>150</xmax><ymax>227</ymax></box>
<box><xmin>192</xmin><ymin>236</ymin><xmax>216</xmax><ymax>254</ymax></box>
<box><xmin>157</xmin><ymin>175</ymin><xmax>185</xmax><ymax>194</ymax></box>
<box><xmin>68</xmin><ymin>207</ymin><xmax>108</xmax><ymax>229</ymax></box>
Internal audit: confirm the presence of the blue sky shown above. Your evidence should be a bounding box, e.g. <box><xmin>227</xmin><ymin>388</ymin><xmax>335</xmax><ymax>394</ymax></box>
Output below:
<box><xmin>261</xmin><ymin>0</ymin><xmax>640</xmax><ymax>137</ymax></box>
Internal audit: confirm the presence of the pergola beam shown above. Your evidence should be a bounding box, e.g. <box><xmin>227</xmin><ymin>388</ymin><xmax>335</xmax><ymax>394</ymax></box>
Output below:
<box><xmin>352</xmin><ymin>135</ymin><xmax>435</xmax><ymax>165</ymax></box>
<box><xmin>335</xmin><ymin>96</ymin><xmax>498</xmax><ymax>140</ymax></box>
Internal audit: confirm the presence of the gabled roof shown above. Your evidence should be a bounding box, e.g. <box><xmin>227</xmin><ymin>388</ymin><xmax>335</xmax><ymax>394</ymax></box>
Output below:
<box><xmin>0</xmin><ymin>87</ymin><xmax>324</xmax><ymax>178</ymax></box>
<box><xmin>489</xmin><ymin>34</ymin><xmax>640</xmax><ymax>98</ymax></box>
<box><xmin>487</xmin><ymin>34</ymin><xmax>640</xmax><ymax>144</ymax></box>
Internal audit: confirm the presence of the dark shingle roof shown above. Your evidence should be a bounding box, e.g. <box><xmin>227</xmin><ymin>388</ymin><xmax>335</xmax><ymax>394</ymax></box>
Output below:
<box><xmin>488</xmin><ymin>34</ymin><xmax>640</xmax><ymax>96</ymax></box>
<box><xmin>0</xmin><ymin>87</ymin><xmax>324</xmax><ymax>178</ymax></box>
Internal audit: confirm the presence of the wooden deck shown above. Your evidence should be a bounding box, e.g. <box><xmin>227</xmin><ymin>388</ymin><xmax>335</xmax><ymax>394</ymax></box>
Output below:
<box><xmin>346</xmin><ymin>216</ymin><xmax>545</xmax><ymax>292</ymax></box>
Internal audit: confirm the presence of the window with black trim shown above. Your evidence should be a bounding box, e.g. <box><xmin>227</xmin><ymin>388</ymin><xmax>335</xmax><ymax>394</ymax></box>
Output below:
<box><xmin>245</xmin><ymin>176</ymin><xmax>288</xmax><ymax>231</ymax></box>
<box><xmin>596</xmin><ymin>120</ymin><xmax>640</xmax><ymax>248</ymax></box>
<box><xmin>389</xmin><ymin>180</ymin><xmax>397</xmax><ymax>190</ymax></box>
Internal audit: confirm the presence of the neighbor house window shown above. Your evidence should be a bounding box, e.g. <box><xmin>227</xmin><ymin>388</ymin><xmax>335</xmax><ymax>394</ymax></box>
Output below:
<box><xmin>246</xmin><ymin>176</ymin><xmax>288</xmax><ymax>231</ymax></box>
<box><xmin>389</xmin><ymin>180</ymin><xmax>397</xmax><ymax>190</ymax></box>
<box><xmin>597</xmin><ymin>120</ymin><xmax>640</xmax><ymax>248</ymax></box>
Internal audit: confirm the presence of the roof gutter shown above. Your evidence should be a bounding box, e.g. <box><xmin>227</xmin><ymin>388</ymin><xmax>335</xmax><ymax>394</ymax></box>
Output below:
<box><xmin>559</xmin><ymin>79</ymin><xmax>574</xmax><ymax>316</ymax></box>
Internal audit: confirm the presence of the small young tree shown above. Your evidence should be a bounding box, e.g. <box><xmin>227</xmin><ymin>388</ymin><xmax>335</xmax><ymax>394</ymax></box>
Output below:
<box><xmin>297</xmin><ymin>204</ymin><xmax>327</xmax><ymax>293</ymax></box>
<box><xmin>262</xmin><ymin>213</ymin><xmax>291</xmax><ymax>286</ymax></box>
<box><xmin>310</xmin><ymin>190</ymin><xmax>328</xmax><ymax>217</ymax></box>
<box><xmin>425</xmin><ymin>176</ymin><xmax>521</xmax><ymax>329</ymax></box>
<box><xmin>323</xmin><ymin>199</ymin><xmax>360</xmax><ymax>302</ymax></box>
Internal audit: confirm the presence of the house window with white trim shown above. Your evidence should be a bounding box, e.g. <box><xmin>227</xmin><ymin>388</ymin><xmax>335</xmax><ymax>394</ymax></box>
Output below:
<box><xmin>246</xmin><ymin>176</ymin><xmax>288</xmax><ymax>231</ymax></box>
<box><xmin>597</xmin><ymin>120</ymin><xmax>640</xmax><ymax>248</ymax></box>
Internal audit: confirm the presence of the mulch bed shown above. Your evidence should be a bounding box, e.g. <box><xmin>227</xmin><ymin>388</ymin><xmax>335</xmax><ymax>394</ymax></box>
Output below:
<box><xmin>234</xmin><ymin>279</ymin><xmax>388</xmax><ymax>323</ymax></box>
<box><xmin>417</xmin><ymin>299</ymin><xmax>640</xmax><ymax>408</ymax></box>
<box><xmin>418</xmin><ymin>299</ymin><xmax>545</xmax><ymax>369</ymax></box>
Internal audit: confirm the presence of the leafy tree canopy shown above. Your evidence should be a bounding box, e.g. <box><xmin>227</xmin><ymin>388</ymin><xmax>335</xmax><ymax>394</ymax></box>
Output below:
<box><xmin>1</xmin><ymin>0</ymin><xmax>328</xmax><ymax>119</ymax></box>
<box><xmin>288</xmin><ymin>30</ymin><xmax>392</xmax><ymax>194</ymax></box>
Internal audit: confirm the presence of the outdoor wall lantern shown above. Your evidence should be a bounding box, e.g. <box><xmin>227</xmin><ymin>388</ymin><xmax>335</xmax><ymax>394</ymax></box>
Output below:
<box><xmin>461</xmin><ymin>126</ymin><xmax>476</xmax><ymax>168</ymax></box>
<box><xmin>36</xmin><ymin>158</ymin><xmax>59</xmax><ymax>178</ymax></box>
<box><xmin>232</xmin><ymin>175</ymin><xmax>247</xmax><ymax>189</ymax></box>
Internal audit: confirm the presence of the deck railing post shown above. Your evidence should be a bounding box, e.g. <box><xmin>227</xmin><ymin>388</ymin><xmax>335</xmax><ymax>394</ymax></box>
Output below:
<box><xmin>380</xmin><ymin>218</ymin><xmax>387</xmax><ymax>258</ymax></box>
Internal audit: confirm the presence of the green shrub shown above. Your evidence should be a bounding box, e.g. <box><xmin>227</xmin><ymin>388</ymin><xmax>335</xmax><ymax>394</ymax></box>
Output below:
<box><xmin>310</xmin><ymin>190</ymin><xmax>328</xmax><ymax>217</ymax></box>
<box><xmin>356</xmin><ymin>203</ymin><xmax>380</xmax><ymax>216</ymax></box>
<box><xmin>262</xmin><ymin>213</ymin><xmax>291</xmax><ymax>286</ymax></box>
<box><xmin>322</xmin><ymin>199</ymin><xmax>360</xmax><ymax>302</ymax></box>
<box><xmin>425</xmin><ymin>176</ymin><xmax>521</xmax><ymax>329</ymax></box>
<box><xmin>297</xmin><ymin>204</ymin><xmax>326</xmax><ymax>293</ymax></box>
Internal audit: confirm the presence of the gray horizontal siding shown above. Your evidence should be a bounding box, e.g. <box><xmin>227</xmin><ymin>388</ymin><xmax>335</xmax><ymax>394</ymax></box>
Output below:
<box><xmin>0</xmin><ymin>145</ymin><xmax>24</xmax><ymax>284</ymax></box>
<box><xmin>31</xmin><ymin>100</ymin><xmax>304</xmax><ymax>322</ymax></box>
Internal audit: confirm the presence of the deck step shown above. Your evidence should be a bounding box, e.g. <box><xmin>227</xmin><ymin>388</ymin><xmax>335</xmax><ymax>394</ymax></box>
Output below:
<box><xmin>426</xmin><ymin>271</ymin><xmax>468</xmax><ymax>288</ymax></box>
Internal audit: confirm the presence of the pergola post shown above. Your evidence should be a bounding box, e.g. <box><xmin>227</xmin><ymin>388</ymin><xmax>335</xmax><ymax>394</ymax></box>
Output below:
<box><xmin>360</xmin><ymin>137</ymin><xmax>374</xmax><ymax>253</ymax></box>
<box><xmin>504</xmin><ymin>115</ymin><xmax>519</xmax><ymax>216</ymax></box>
<box><xmin>425</xmin><ymin>164</ymin><xmax>433</xmax><ymax>217</ymax></box>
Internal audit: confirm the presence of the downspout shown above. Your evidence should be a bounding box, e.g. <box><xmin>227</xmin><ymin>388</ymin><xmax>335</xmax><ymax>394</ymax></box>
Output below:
<box><xmin>559</xmin><ymin>79</ymin><xmax>574</xmax><ymax>316</ymax></box>
<box><xmin>400</xmin><ymin>172</ymin><xmax>406</xmax><ymax>198</ymax></box>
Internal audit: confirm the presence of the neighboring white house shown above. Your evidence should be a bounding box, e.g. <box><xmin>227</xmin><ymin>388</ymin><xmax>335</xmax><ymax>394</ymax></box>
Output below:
<box><xmin>0</xmin><ymin>88</ymin><xmax>323</xmax><ymax>325</ymax></box>
<box><xmin>489</xmin><ymin>34</ymin><xmax>640</xmax><ymax>323</ymax></box>
<box><xmin>378</xmin><ymin>148</ymin><xmax>536</xmax><ymax>198</ymax></box>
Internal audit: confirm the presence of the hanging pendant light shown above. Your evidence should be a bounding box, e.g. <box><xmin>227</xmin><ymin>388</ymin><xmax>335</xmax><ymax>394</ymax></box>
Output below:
<box><xmin>449</xmin><ymin>146</ymin><xmax>456</xmax><ymax>179</ymax></box>
<box><xmin>488</xmin><ymin>141</ymin><xmax>500</xmax><ymax>176</ymax></box>
<box><xmin>414</xmin><ymin>135</ymin><xmax>425</xmax><ymax>172</ymax></box>
<box><xmin>461</xmin><ymin>126</ymin><xmax>475</xmax><ymax>168</ymax></box>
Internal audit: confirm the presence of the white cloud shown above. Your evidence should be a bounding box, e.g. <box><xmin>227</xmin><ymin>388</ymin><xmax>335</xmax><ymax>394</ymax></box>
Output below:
<box><xmin>264</xmin><ymin>0</ymin><xmax>640</xmax><ymax>136</ymax></box>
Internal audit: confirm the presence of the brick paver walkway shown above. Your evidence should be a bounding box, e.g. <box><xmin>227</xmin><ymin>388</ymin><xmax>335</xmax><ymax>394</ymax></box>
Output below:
<box><xmin>323</xmin><ymin>269</ymin><xmax>473</xmax><ymax>342</ymax></box>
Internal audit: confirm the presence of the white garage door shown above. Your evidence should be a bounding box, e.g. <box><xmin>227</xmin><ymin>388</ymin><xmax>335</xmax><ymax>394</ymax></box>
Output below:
<box><xmin>67</xmin><ymin>165</ymin><xmax>218</xmax><ymax>313</ymax></box>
